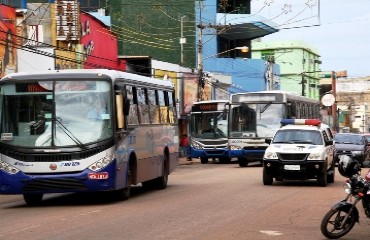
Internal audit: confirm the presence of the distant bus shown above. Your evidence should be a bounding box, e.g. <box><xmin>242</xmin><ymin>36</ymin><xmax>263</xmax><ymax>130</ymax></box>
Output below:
<box><xmin>0</xmin><ymin>69</ymin><xmax>178</xmax><ymax>205</ymax></box>
<box><xmin>188</xmin><ymin>100</ymin><xmax>230</xmax><ymax>164</ymax></box>
<box><xmin>229</xmin><ymin>91</ymin><xmax>321</xmax><ymax>167</ymax></box>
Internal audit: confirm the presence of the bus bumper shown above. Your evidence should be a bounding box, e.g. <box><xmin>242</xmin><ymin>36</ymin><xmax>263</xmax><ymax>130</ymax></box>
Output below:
<box><xmin>0</xmin><ymin>160</ymin><xmax>119</xmax><ymax>195</ymax></box>
<box><xmin>189</xmin><ymin>148</ymin><xmax>229</xmax><ymax>159</ymax></box>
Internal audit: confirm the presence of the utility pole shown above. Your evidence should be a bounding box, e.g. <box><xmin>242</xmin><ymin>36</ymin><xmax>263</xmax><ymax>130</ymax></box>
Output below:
<box><xmin>197</xmin><ymin>23</ymin><xmax>204</xmax><ymax>101</ymax></box>
<box><xmin>331</xmin><ymin>71</ymin><xmax>337</xmax><ymax>132</ymax></box>
<box><xmin>268</xmin><ymin>55</ymin><xmax>275</xmax><ymax>90</ymax></box>
<box><xmin>301</xmin><ymin>73</ymin><xmax>306</xmax><ymax>96</ymax></box>
<box><xmin>180</xmin><ymin>16</ymin><xmax>186</xmax><ymax>66</ymax></box>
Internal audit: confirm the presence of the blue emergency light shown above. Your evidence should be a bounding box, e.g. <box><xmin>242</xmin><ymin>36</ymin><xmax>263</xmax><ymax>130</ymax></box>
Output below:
<box><xmin>280</xmin><ymin>119</ymin><xmax>321</xmax><ymax>126</ymax></box>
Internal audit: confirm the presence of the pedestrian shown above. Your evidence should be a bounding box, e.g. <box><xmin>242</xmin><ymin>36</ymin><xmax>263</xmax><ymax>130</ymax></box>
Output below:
<box><xmin>181</xmin><ymin>134</ymin><xmax>191</xmax><ymax>161</ymax></box>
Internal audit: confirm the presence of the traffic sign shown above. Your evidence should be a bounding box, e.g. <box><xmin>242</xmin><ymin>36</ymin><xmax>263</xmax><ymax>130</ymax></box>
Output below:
<box><xmin>321</xmin><ymin>94</ymin><xmax>335</xmax><ymax>106</ymax></box>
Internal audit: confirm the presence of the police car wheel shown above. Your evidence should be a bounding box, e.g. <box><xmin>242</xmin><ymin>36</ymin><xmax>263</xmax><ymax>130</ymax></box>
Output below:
<box><xmin>317</xmin><ymin>171</ymin><xmax>328</xmax><ymax>187</ymax></box>
<box><xmin>327</xmin><ymin>163</ymin><xmax>335</xmax><ymax>183</ymax></box>
<box><xmin>263</xmin><ymin>167</ymin><xmax>273</xmax><ymax>185</ymax></box>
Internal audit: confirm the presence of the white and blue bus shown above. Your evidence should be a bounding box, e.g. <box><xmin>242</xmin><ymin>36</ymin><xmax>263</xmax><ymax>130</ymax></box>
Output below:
<box><xmin>188</xmin><ymin>100</ymin><xmax>230</xmax><ymax>164</ymax></box>
<box><xmin>229</xmin><ymin>91</ymin><xmax>321</xmax><ymax>167</ymax></box>
<box><xmin>0</xmin><ymin>69</ymin><xmax>178</xmax><ymax>205</ymax></box>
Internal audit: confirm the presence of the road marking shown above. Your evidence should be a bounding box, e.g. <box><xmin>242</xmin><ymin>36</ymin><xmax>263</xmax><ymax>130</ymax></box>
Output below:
<box><xmin>260</xmin><ymin>230</ymin><xmax>283</xmax><ymax>236</ymax></box>
<box><xmin>61</xmin><ymin>209</ymin><xmax>102</xmax><ymax>220</ymax></box>
<box><xmin>0</xmin><ymin>225</ymin><xmax>41</xmax><ymax>237</ymax></box>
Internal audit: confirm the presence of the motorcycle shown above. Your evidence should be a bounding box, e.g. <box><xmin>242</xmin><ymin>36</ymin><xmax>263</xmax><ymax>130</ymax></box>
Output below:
<box><xmin>320</xmin><ymin>155</ymin><xmax>370</xmax><ymax>239</ymax></box>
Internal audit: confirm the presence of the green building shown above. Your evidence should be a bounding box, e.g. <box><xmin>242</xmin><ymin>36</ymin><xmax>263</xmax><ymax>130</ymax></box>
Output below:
<box><xmin>252</xmin><ymin>40</ymin><xmax>322</xmax><ymax>100</ymax></box>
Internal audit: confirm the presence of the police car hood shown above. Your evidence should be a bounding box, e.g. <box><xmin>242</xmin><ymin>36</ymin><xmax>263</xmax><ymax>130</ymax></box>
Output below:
<box><xmin>269</xmin><ymin>144</ymin><xmax>325</xmax><ymax>153</ymax></box>
<box><xmin>334</xmin><ymin>143</ymin><xmax>364</xmax><ymax>152</ymax></box>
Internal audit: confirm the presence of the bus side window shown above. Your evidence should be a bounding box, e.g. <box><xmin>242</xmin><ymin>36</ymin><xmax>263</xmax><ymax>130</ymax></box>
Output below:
<box><xmin>167</xmin><ymin>91</ymin><xmax>176</xmax><ymax>124</ymax></box>
<box><xmin>127</xmin><ymin>86</ymin><xmax>139</xmax><ymax>125</ymax></box>
<box><xmin>148</xmin><ymin>89</ymin><xmax>160</xmax><ymax>124</ymax></box>
<box><xmin>137</xmin><ymin>87</ymin><xmax>150</xmax><ymax>124</ymax></box>
<box><xmin>116</xmin><ymin>93</ymin><xmax>125</xmax><ymax>129</ymax></box>
<box><xmin>158</xmin><ymin>90</ymin><xmax>168</xmax><ymax>124</ymax></box>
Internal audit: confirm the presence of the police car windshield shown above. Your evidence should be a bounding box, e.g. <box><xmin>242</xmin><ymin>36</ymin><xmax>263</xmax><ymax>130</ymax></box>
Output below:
<box><xmin>273</xmin><ymin>129</ymin><xmax>323</xmax><ymax>145</ymax></box>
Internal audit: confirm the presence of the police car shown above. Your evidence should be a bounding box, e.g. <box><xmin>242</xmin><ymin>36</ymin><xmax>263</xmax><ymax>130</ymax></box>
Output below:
<box><xmin>263</xmin><ymin>119</ymin><xmax>335</xmax><ymax>187</ymax></box>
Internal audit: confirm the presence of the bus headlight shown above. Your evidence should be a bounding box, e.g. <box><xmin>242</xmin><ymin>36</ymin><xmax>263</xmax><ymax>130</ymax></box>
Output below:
<box><xmin>264</xmin><ymin>152</ymin><xmax>278</xmax><ymax>159</ymax></box>
<box><xmin>307</xmin><ymin>153</ymin><xmax>321</xmax><ymax>160</ymax></box>
<box><xmin>191</xmin><ymin>141</ymin><xmax>202</xmax><ymax>149</ymax></box>
<box><xmin>0</xmin><ymin>160</ymin><xmax>20</xmax><ymax>175</ymax></box>
<box><xmin>229</xmin><ymin>145</ymin><xmax>242</xmax><ymax>150</ymax></box>
<box><xmin>88</xmin><ymin>155</ymin><xmax>114</xmax><ymax>172</ymax></box>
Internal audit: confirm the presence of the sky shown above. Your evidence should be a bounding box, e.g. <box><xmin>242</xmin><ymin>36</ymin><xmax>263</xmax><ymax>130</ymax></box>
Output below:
<box><xmin>251</xmin><ymin>0</ymin><xmax>370</xmax><ymax>78</ymax></box>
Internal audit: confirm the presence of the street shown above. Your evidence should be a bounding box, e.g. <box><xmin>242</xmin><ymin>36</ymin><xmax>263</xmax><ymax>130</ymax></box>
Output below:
<box><xmin>0</xmin><ymin>159</ymin><xmax>370</xmax><ymax>240</ymax></box>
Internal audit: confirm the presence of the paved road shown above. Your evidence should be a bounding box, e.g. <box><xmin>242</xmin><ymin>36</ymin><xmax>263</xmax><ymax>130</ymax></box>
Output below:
<box><xmin>0</xmin><ymin>159</ymin><xmax>369</xmax><ymax>240</ymax></box>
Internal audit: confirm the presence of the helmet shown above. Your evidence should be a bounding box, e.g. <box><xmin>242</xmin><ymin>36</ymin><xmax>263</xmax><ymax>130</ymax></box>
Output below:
<box><xmin>338</xmin><ymin>155</ymin><xmax>361</xmax><ymax>177</ymax></box>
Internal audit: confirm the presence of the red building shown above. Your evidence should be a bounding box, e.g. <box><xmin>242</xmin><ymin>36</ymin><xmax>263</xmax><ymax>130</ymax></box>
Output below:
<box><xmin>80</xmin><ymin>12</ymin><xmax>125</xmax><ymax>70</ymax></box>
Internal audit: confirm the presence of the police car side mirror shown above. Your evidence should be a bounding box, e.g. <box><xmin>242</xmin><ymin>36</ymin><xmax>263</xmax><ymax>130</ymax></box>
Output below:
<box><xmin>265</xmin><ymin>138</ymin><xmax>272</xmax><ymax>144</ymax></box>
<box><xmin>326</xmin><ymin>139</ymin><xmax>333</xmax><ymax>146</ymax></box>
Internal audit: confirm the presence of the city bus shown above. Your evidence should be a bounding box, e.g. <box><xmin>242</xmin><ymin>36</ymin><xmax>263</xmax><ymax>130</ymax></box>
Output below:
<box><xmin>229</xmin><ymin>91</ymin><xmax>321</xmax><ymax>167</ymax></box>
<box><xmin>0</xmin><ymin>69</ymin><xmax>179</xmax><ymax>205</ymax></box>
<box><xmin>188</xmin><ymin>100</ymin><xmax>230</xmax><ymax>164</ymax></box>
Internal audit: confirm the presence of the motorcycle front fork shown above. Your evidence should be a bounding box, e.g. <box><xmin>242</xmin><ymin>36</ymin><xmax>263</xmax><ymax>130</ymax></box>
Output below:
<box><xmin>340</xmin><ymin>197</ymin><xmax>361</xmax><ymax>228</ymax></box>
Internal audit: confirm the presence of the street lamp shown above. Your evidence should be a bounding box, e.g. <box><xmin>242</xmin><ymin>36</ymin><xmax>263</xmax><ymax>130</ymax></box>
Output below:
<box><xmin>202</xmin><ymin>46</ymin><xmax>249</xmax><ymax>61</ymax></box>
<box><xmin>197</xmin><ymin>46</ymin><xmax>249</xmax><ymax>101</ymax></box>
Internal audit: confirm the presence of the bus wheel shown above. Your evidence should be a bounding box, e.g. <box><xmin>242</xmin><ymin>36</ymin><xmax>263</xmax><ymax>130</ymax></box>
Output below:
<box><xmin>200</xmin><ymin>158</ymin><xmax>208</xmax><ymax>164</ymax></box>
<box><xmin>238</xmin><ymin>158</ymin><xmax>248</xmax><ymax>167</ymax></box>
<box><xmin>115</xmin><ymin>168</ymin><xmax>132</xmax><ymax>201</ymax></box>
<box><xmin>23</xmin><ymin>193</ymin><xmax>43</xmax><ymax>206</ymax></box>
<box><xmin>153</xmin><ymin>155</ymin><xmax>169</xmax><ymax>190</ymax></box>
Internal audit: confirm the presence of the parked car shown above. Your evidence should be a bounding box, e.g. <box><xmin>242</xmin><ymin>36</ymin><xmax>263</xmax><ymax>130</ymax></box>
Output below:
<box><xmin>333</xmin><ymin>133</ymin><xmax>370</xmax><ymax>166</ymax></box>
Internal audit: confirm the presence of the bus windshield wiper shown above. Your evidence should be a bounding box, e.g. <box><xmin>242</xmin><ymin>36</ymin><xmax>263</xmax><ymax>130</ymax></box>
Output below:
<box><xmin>260</xmin><ymin>102</ymin><xmax>272</xmax><ymax>113</ymax></box>
<box><xmin>54</xmin><ymin>117</ymin><xmax>87</xmax><ymax>149</ymax></box>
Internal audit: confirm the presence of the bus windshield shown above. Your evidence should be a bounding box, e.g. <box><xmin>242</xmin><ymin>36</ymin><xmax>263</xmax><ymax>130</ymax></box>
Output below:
<box><xmin>230</xmin><ymin>103</ymin><xmax>283</xmax><ymax>138</ymax></box>
<box><xmin>190</xmin><ymin>112</ymin><xmax>228</xmax><ymax>139</ymax></box>
<box><xmin>0</xmin><ymin>80</ymin><xmax>113</xmax><ymax>147</ymax></box>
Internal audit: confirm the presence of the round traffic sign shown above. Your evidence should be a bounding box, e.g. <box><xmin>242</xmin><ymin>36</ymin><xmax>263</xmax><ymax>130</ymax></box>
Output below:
<box><xmin>321</xmin><ymin>94</ymin><xmax>335</xmax><ymax>106</ymax></box>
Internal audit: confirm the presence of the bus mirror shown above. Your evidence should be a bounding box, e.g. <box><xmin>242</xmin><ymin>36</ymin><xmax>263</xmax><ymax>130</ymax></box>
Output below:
<box><xmin>123</xmin><ymin>99</ymin><xmax>130</xmax><ymax>116</ymax></box>
<box><xmin>222</xmin><ymin>109</ymin><xmax>227</xmax><ymax>120</ymax></box>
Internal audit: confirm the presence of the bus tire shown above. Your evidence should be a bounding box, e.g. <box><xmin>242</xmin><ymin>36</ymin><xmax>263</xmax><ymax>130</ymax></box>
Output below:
<box><xmin>153</xmin><ymin>154</ymin><xmax>169</xmax><ymax>190</ymax></box>
<box><xmin>238</xmin><ymin>158</ymin><xmax>248</xmax><ymax>167</ymax></box>
<box><xmin>23</xmin><ymin>193</ymin><xmax>43</xmax><ymax>206</ymax></box>
<box><xmin>200</xmin><ymin>157</ymin><xmax>208</xmax><ymax>164</ymax></box>
<box><xmin>115</xmin><ymin>167</ymin><xmax>132</xmax><ymax>201</ymax></box>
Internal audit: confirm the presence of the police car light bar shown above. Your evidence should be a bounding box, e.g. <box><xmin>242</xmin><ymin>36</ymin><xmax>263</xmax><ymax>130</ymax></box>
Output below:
<box><xmin>280</xmin><ymin>119</ymin><xmax>321</xmax><ymax>126</ymax></box>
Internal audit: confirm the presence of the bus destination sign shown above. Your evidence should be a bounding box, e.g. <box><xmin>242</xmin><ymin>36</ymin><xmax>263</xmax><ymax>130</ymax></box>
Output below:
<box><xmin>192</xmin><ymin>103</ymin><xmax>218</xmax><ymax>112</ymax></box>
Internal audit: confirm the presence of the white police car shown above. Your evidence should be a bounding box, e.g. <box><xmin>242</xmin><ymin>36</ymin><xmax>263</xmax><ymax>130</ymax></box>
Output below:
<box><xmin>263</xmin><ymin>119</ymin><xmax>335</xmax><ymax>187</ymax></box>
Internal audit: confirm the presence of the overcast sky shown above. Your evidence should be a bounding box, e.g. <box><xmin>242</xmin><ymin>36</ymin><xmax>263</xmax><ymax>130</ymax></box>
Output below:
<box><xmin>252</xmin><ymin>0</ymin><xmax>370</xmax><ymax>78</ymax></box>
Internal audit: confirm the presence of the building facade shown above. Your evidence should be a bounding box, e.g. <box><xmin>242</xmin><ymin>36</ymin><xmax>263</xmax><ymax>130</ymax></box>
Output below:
<box><xmin>252</xmin><ymin>40</ymin><xmax>322</xmax><ymax>100</ymax></box>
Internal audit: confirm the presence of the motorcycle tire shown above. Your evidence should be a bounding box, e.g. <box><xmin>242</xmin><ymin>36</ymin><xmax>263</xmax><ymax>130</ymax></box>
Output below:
<box><xmin>320</xmin><ymin>208</ymin><xmax>356</xmax><ymax>239</ymax></box>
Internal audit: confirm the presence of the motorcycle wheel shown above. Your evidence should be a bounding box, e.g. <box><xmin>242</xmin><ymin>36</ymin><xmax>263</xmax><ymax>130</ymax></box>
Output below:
<box><xmin>320</xmin><ymin>208</ymin><xmax>356</xmax><ymax>239</ymax></box>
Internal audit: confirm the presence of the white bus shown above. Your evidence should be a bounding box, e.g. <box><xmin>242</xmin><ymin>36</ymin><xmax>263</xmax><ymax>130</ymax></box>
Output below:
<box><xmin>188</xmin><ymin>100</ymin><xmax>230</xmax><ymax>164</ymax></box>
<box><xmin>229</xmin><ymin>91</ymin><xmax>321</xmax><ymax>167</ymax></box>
<box><xmin>0</xmin><ymin>69</ymin><xmax>178</xmax><ymax>205</ymax></box>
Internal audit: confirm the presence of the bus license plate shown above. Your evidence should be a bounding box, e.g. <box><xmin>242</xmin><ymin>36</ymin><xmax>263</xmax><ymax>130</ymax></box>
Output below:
<box><xmin>284</xmin><ymin>165</ymin><xmax>300</xmax><ymax>171</ymax></box>
<box><xmin>88</xmin><ymin>172</ymin><xmax>108</xmax><ymax>179</ymax></box>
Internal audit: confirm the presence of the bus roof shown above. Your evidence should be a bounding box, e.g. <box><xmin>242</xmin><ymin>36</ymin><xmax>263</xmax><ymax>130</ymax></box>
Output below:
<box><xmin>1</xmin><ymin>69</ymin><xmax>175</xmax><ymax>88</ymax></box>
<box><xmin>230</xmin><ymin>90</ymin><xmax>319</xmax><ymax>104</ymax></box>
